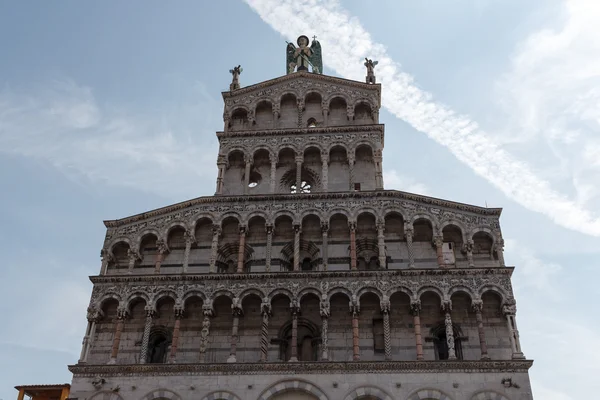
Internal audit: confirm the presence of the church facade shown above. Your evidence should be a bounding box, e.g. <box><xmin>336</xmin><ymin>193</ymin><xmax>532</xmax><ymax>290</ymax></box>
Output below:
<box><xmin>68</xmin><ymin>37</ymin><xmax>533</xmax><ymax>400</ymax></box>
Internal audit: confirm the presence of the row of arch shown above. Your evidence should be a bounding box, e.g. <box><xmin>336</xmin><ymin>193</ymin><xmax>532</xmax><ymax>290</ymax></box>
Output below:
<box><xmin>106</xmin><ymin>209</ymin><xmax>501</xmax><ymax>260</ymax></box>
<box><xmin>93</xmin><ymin>283</ymin><xmax>511</xmax><ymax>316</ymax></box>
<box><xmin>220</xmin><ymin>142</ymin><xmax>380</xmax><ymax>195</ymax></box>
<box><xmin>226</xmin><ymin>91</ymin><xmax>378</xmax><ymax>131</ymax></box>
<box><xmin>87</xmin><ymin>384</ymin><xmax>513</xmax><ymax>400</ymax></box>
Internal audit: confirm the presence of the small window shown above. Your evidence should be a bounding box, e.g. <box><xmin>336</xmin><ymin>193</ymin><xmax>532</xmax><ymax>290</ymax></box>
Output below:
<box><xmin>307</xmin><ymin>118</ymin><xmax>317</xmax><ymax>128</ymax></box>
<box><xmin>354</xmin><ymin>183</ymin><xmax>361</xmax><ymax>191</ymax></box>
<box><xmin>373</xmin><ymin>319</ymin><xmax>384</xmax><ymax>352</ymax></box>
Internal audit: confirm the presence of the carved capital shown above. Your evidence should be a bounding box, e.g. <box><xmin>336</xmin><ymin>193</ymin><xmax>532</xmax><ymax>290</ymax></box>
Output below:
<box><xmin>442</xmin><ymin>300</ymin><xmax>452</xmax><ymax>313</ymax></box>
<box><xmin>156</xmin><ymin>239</ymin><xmax>169</xmax><ymax>255</ymax></box>
<box><xmin>319</xmin><ymin>299</ymin><xmax>330</xmax><ymax>318</ymax></box>
<box><xmin>127</xmin><ymin>248</ymin><xmax>142</xmax><ymax>261</ymax></box>
<box><xmin>212</xmin><ymin>224</ymin><xmax>222</xmax><ymax>236</ymax></box>
<box><xmin>471</xmin><ymin>300</ymin><xmax>483</xmax><ymax>313</ymax></box>
<box><xmin>410</xmin><ymin>300</ymin><xmax>421</xmax><ymax>316</ymax></box>
<box><xmin>202</xmin><ymin>302</ymin><xmax>215</xmax><ymax>318</ymax></box>
<box><xmin>295</xmin><ymin>155</ymin><xmax>304</xmax><ymax>164</ymax></box>
<box><xmin>433</xmin><ymin>235</ymin><xmax>444</xmax><ymax>247</ymax></box>
<box><xmin>321</xmin><ymin>222</ymin><xmax>329</xmax><ymax>233</ymax></box>
<box><xmin>290</xmin><ymin>299</ymin><xmax>300</xmax><ymax>315</ymax></box>
<box><xmin>348</xmin><ymin>221</ymin><xmax>357</xmax><ymax>231</ymax></box>
<box><xmin>265</xmin><ymin>224</ymin><xmax>274</xmax><ymax>234</ymax></box>
<box><xmin>380</xmin><ymin>297</ymin><xmax>390</xmax><ymax>314</ymax></box>
<box><xmin>261</xmin><ymin>298</ymin><xmax>272</xmax><ymax>316</ymax></box>
<box><xmin>116</xmin><ymin>307</ymin><xmax>129</xmax><ymax>320</ymax></box>
<box><xmin>144</xmin><ymin>306</ymin><xmax>156</xmax><ymax>318</ymax></box>
<box><xmin>184</xmin><ymin>230</ymin><xmax>196</xmax><ymax>246</ymax></box>
<box><xmin>174</xmin><ymin>306</ymin><xmax>184</xmax><ymax>319</ymax></box>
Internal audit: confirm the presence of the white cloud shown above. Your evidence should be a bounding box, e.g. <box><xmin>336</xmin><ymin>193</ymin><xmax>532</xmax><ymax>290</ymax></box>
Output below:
<box><xmin>0</xmin><ymin>79</ymin><xmax>219</xmax><ymax>200</ymax></box>
<box><xmin>384</xmin><ymin>169</ymin><xmax>430</xmax><ymax>195</ymax></box>
<box><xmin>497</xmin><ymin>0</ymin><xmax>600</xmax><ymax>212</ymax></box>
<box><xmin>244</xmin><ymin>0</ymin><xmax>600</xmax><ymax>237</ymax></box>
<box><xmin>504</xmin><ymin>239</ymin><xmax>562</xmax><ymax>293</ymax></box>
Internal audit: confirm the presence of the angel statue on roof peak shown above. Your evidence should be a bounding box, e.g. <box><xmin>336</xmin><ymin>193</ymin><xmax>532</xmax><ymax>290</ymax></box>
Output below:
<box><xmin>286</xmin><ymin>35</ymin><xmax>322</xmax><ymax>75</ymax></box>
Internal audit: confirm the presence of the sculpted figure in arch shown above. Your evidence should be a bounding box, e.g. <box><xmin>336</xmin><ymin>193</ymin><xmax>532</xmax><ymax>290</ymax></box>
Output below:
<box><xmin>286</xmin><ymin>35</ymin><xmax>323</xmax><ymax>74</ymax></box>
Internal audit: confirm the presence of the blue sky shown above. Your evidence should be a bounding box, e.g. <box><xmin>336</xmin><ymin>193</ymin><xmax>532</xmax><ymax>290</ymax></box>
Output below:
<box><xmin>0</xmin><ymin>0</ymin><xmax>599</xmax><ymax>398</ymax></box>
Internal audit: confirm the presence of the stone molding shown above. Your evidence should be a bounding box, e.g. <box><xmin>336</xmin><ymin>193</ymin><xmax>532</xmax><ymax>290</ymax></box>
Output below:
<box><xmin>87</xmin><ymin>268</ymin><xmax>515</xmax><ymax>318</ymax></box>
<box><xmin>68</xmin><ymin>360</ymin><xmax>533</xmax><ymax>377</ymax></box>
<box><xmin>222</xmin><ymin>71</ymin><xmax>381</xmax><ymax>112</ymax></box>
<box><xmin>102</xmin><ymin>190</ymin><xmax>502</xmax><ymax>252</ymax></box>
<box><xmin>407</xmin><ymin>389</ymin><xmax>452</xmax><ymax>400</ymax></box>
<box><xmin>343</xmin><ymin>386</ymin><xmax>393</xmax><ymax>400</ymax></box>
<box><xmin>218</xmin><ymin>128</ymin><xmax>383</xmax><ymax>158</ymax></box>
<box><xmin>216</xmin><ymin>124</ymin><xmax>384</xmax><ymax>138</ymax></box>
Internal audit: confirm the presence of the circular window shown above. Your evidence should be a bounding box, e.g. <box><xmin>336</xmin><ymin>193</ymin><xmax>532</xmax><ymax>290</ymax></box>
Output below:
<box><xmin>291</xmin><ymin>181</ymin><xmax>311</xmax><ymax>194</ymax></box>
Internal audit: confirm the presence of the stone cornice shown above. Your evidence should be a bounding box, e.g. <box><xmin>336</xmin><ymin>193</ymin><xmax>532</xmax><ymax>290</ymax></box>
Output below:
<box><xmin>103</xmin><ymin>190</ymin><xmax>501</xmax><ymax>228</ymax></box>
<box><xmin>216</xmin><ymin>124</ymin><xmax>384</xmax><ymax>139</ymax></box>
<box><xmin>69</xmin><ymin>360</ymin><xmax>533</xmax><ymax>377</ymax></box>
<box><xmin>90</xmin><ymin>267</ymin><xmax>514</xmax><ymax>285</ymax></box>
<box><xmin>222</xmin><ymin>71</ymin><xmax>382</xmax><ymax>105</ymax></box>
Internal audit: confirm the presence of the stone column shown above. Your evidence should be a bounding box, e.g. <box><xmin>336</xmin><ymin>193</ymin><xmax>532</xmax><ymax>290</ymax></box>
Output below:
<box><xmin>321</xmin><ymin>102</ymin><xmax>329</xmax><ymax>125</ymax></box>
<box><xmin>433</xmin><ymin>235</ymin><xmax>445</xmax><ymax>267</ymax></box>
<box><xmin>377</xmin><ymin>221</ymin><xmax>386</xmax><ymax>269</ymax></box>
<box><xmin>319</xmin><ymin>297</ymin><xmax>330</xmax><ymax>361</ymax></box>
<box><xmin>381</xmin><ymin>298</ymin><xmax>392</xmax><ymax>360</ymax></box>
<box><xmin>411</xmin><ymin>301</ymin><xmax>424</xmax><ymax>360</ymax></box>
<box><xmin>269</xmin><ymin>153</ymin><xmax>277</xmax><ymax>193</ymax></box>
<box><xmin>79</xmin><ymin>312</ymin><xmax>100</xmax><ymax>363</ymax></box>
<box><xmin>350</xmin><ymin>300</ymin><xmax>360</xmax><ymax>360</ymax></box>
<box><xmin>216</xmin><ymin>154</ymin><xmax>227</xmax><ymax>195</ymax></box>
<box><xmin>472</xmin><ymin>300</ymin><xmax>489</xmax><ymax>359</ymax></box>
<box><xmin>236</xmin><ymin>226</ymin><xmax>247</xmax><ymax>273</ymax></box>
<box><xmin>321</xmin><ymin>152</ymin><xmax>329</xmax><ymax>192</ymax></box>
<box><xmin>297</xmin><ymin>99</ymin><xmax>304</xmax><ymax>128</ymax></box>
<box><xmin>465</xmin><ymin>240</ymin><xmax>475</xmax><ymax>268</ymax></box>
<box><xmin>442</xmin><ymin>301</ymin><xmax>457</xmax><ymax>360</ymax></box>
<box><xmin>139</xmin><ymin>308</ymin><xmax>155</xmax><ymax>364</ymax></box>
<box><xmin>243</xmin><ymin>156</ymin><xmax>252</xmax><ymax>194</ymax></box>
<box><xmin>209</xmin><ymin>224</ymin><xmax>221</xmax><ymax>273</ymax></box>
<box><xmin>154</xmin><ymin>240</ymin><xmax>168</xmax><ymax>274</ymax></box>
<box><xmin>503</xmin><ymin>301</ymin><xmax>525</xmax><ymax>359</ymax></box>
<box><xmin>374</xmin><ymin>149</ymin><xmax>384</xmax><ymax>189</ymax></box>
<box><xmin>321</xmin><ymin>222</ymin><xmax>329</xmax><ymax>271</ymax></box>
<box><xmin>100</xmin><ymin>249</ymin><xmax>113</xmax><ymax>275</ymax></box>
<box><xmin>265</xmin><ymin>224</ymin><xmax>273</xmax><ymax>272</ymax></box>
<box><xmin>495</xmin><ymin>238</ymin><xmax>506</xmax><ymax>267</ymax></box>
<box><xmin>289</xmin><ymin>301</ymin><xmax>300</xmax><ymax>362</ymax></box>
<box><xmin>168</xmin><ymin>307</ymin><xmax>183</xmax><ymax>363</ymax></box>
<box><xmin>346</xmin><ymin>105</ymin><xmax>355</xmax><ymax>124</ymax></box>
<box><xmin>127</xmin><ymin>248</ymin><xmax>140</xmax><ymax>274</ymax></box>
<box><xmin>405</xmin><ymin>225</ymin><xmax>415</xmax><ymax>268</ymax></box>
<box><xmin>349</xmin><ymin>221</ymin><xmax>357</xmax><ymax>270</ymax></box>
<box><xmin>348</xmin><ymin>153</ymin><xmax>356</xmax><ymax>190</ymax></box>
<box><xmin>295</xmin><ymin>155</ymin><xmax>303</xmax><ymax>193</ymax></box>
<box><xmin>108</xmin><ymin>308</ymin><xmax>127</xmax><ymax>364</ymax></box>
<box><xmin>272</xmin><ymin>104</ymin><xmax>280</xmax><ymax>129</ymax></box>
<box><xmin>372</xmin><ymin>108</ymin><xmax>380</xmax><ymax>123</ymax></box>
<box><xmin>293</xmin><ymin>224</ymin><xmax>301</xmax><ymax>271</ymax></box>
<box><xmin>223</xmin><ymin>114</ymin><xmax>230</xmax><ymax>133</ymax></box>
<box><xmin>199</xmin><ymin>303</ymin><xmax>214</xmax><ymax>362</ymax></box>
<box><xmin>227</xmin><ymin>299</ymin><xmax>243</xmax><ymax>363</ymax></box>
<box><xmin>259</xmin><ymin>299</ymin><xmax>271</xmax><ymax>362</ymax></box>
<box><xmin>182</xmin><ymin>230</ymin><xmax>195</xmax><ymax>273</ymax></box>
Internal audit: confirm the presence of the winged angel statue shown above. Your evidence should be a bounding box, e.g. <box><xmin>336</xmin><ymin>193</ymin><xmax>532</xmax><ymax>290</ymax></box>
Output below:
<box><xmin>286</xmin><ymin>35</ymin><xmax>322</xmax><ymax>74</ymax></box>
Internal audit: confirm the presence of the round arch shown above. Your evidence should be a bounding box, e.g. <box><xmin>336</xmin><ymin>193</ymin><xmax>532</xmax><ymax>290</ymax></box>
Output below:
<box><xmin>406</xmin><ymin>388</ymin><xmax>454</xmax><ymax>400</ymax></box>
<box><xmin>470</xmin><ymin>391</ymin><xmax>510</xmax><ymax>400</ymax></box>
<box><xmin>88</xmin><ymin>392</ymin><xmax>124</xmax><ymax>400</ymax></box>
<box><xmin>199</xmin><ymin>390</ymin><xmax>242</xmax><ymax>400</ymax></box>
<box><xmin>258</xmin><ymin>379</ymin><xmax>328</xmax><ymax>400</ymax></box>
<box><xmin>343</xmin><ymin>386</ymin><xmax>392</xmax><ymax>400</ymax></box>
<box><xmin>139</xmin><ymin>389</ymin><xmax>182</xmax><ymax>400</ymax></box>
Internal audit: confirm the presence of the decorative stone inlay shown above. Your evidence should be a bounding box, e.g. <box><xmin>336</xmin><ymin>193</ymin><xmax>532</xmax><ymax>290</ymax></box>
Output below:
<box><xmin>87</xmin><ymin>392</ymin><xmax>124</xmax><ymax>400</ymax></box>
<box><xmin>68</xmin><ymin>360</ymin><xmax>533</xmax><ymax>377</ymax></box>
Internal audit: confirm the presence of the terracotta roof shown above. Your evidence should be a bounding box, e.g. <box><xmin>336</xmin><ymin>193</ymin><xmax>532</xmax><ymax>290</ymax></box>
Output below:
<box><xmin>15</xmin><ymin>383</ymin><xmax>70</xmax><ymax>390</ymax></box>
